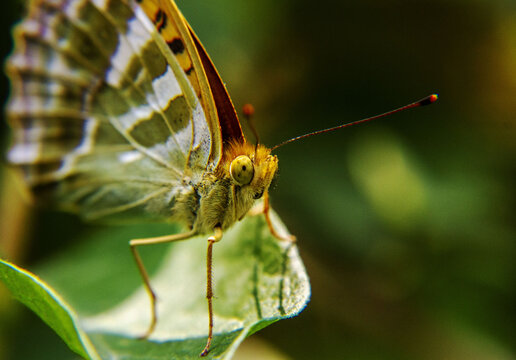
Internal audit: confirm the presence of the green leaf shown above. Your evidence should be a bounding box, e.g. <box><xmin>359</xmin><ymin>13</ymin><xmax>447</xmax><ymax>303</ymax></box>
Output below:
<box><xmin>0</xmin><ymin>211</ymin><xmax>310</xmax><ymax>359</ymax></box>
<box><xmin>0</xmin><ymin>260</ymin><xmax>100</xmax><ymax>359</ymax></box>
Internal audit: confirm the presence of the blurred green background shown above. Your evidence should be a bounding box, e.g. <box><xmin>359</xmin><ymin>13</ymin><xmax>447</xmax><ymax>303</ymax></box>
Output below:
<box><xmin>1</xmin><ymin>0</ymin><xmax>515</xmax><ymax>359</ymax></box>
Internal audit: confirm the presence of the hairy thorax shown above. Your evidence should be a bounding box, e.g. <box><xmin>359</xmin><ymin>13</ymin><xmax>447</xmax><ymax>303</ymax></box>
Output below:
<box><xmin>177</xmin><ymin>142</ymin><xmax>278</xmax><ymax>234</ymax></box>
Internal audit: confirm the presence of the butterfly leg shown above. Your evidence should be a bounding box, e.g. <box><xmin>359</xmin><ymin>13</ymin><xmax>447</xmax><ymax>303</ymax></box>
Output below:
<box><xmin>263</xmin><ymin>191</ymin><xmax>296</xmax><ymax>242</ymax></box>
<box><xmin>200</xmin><ymin>226</ymin><xmax>223</xmax><ymax>357</ymax></box>
<box><xmin>130</xmin><ymin>230</ymin><xmax>197</xmax><ymax>339</ymax></box>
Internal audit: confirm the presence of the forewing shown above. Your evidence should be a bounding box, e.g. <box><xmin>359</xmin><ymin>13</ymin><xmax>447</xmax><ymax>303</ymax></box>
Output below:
<box><xmin>136</xmin><ymin>0</ymin><xmax>227</xmax><ymax>166</ymax></box>
<box><xmin>6</xmin><ymin>0</ymin><xmax>212</xmax><ymax>221</ymax></box>
<box><xmin>188</xmin><ymin>26</ymin><xmax>245</xmax><ymax>146</ymax></box>
<box><xmin>139</xmin><ymin>0</ymin><xmax>245</xmax><ymax>157</ymax></box>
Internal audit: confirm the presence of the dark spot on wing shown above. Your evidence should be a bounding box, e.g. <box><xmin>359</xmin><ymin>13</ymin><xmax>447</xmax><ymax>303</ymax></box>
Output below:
<box><xmin>155</xmin><ymin>9</ymin><xmax>163</xmax><ymax>23</ymax></box>
<box><xmin>156</xmin><ymin>10</ymin><xmax>168</xmax><ymax>33</ymax></box>
<box><xmin>169</xmin><ymin>38</ymin><xmax>185</xmax><ymax>54</ymax></box>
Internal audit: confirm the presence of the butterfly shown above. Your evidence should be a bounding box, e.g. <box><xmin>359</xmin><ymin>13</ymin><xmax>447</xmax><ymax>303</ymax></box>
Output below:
<box><xmin>5</xmin><ymin>0</ymin><xmax>292</xmax><ymax>356</ymax></box>
<box><xmin>5</xmin><ymin>0</ymin><xmax>438</xmax><ymax>356</ymax></box>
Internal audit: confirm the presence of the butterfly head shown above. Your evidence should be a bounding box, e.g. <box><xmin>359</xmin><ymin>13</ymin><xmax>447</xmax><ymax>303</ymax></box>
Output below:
<box><xmin>222</xmin><ymin>141</ymin><xmax>278</xmax><ymax>201</ymax></box>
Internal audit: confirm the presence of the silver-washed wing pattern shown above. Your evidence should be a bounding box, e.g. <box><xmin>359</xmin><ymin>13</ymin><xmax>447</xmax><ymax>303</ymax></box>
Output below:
<box><xmin>6</xmin><ymin>0</ymin><xmax>215</xmax><ymax>221</ymax></box>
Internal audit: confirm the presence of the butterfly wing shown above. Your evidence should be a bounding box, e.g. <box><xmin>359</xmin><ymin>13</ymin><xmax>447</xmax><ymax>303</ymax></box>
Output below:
<box><xmin>187</xmin><ymin>24</ymin><xmax>246</xmax><ymax>146</ymax></box>
<box><xmin>6</xmin><ymin>0</ymin><xmax>242</xmax><ymax>221</ymax></box>
<box><xmin>139</xmin><ymin>0</ymin><xmax>245</xmax><ymax>154</ymax></box>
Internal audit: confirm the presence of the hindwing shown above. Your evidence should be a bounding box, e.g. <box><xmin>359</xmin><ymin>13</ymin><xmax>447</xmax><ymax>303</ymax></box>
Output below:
<box><xmin>6</xmin><ymin>0</ymin><xmax>225</xmax><ymax>221</ymax></box>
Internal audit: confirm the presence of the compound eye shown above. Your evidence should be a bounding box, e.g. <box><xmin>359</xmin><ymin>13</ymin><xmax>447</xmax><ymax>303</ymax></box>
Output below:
<box><xmin>230</xmin><ymin>155</ymin><xmax>254</xmax><ymax>185</ymax></box>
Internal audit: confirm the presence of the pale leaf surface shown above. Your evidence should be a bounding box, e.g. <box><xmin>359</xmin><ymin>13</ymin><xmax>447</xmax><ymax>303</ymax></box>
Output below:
<box><xmin>0</xmin><ymin>211</ymin><xmax>310</xmax><ymax>359</ymax></box>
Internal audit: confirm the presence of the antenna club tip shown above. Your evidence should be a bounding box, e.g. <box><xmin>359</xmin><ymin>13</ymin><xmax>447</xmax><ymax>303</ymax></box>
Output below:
<box><xmin>242</xmin><ymin>103</ymin><xmax>255</xmax><ymax>118</ymax></box>
<box><xmin>419</xmin><ymin>93</ymin><xmax>439</xmax><ymax>106</ymax></box>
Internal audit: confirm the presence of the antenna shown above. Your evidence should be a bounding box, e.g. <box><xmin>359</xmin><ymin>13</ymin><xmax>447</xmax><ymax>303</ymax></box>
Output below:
<box><xmin>242</xmin><ymin>103</ymin><xmax>259</xmax><ymax>158</ymax></box>
<box><xmin>271</xmin><ymin>94</ymin><xmax>438</xmax><ymax>151</ymax></box>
